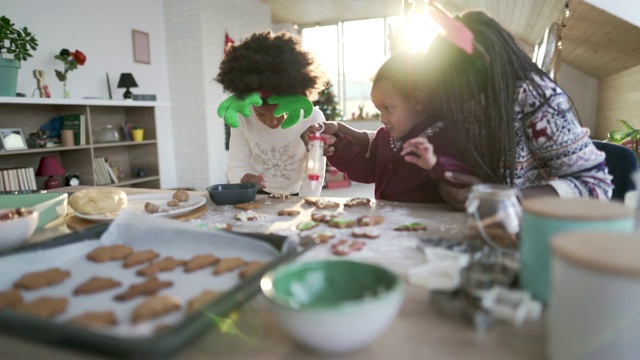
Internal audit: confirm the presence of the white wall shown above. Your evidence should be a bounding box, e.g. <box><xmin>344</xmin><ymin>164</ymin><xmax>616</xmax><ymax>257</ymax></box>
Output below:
<box><xmin>557</xmin><ymin>63</ymin><xmax>598</xmax><ymax>132</ymax></box>
<box><xmin>164</xmin><ymin>0</ymin><xmax>272</xmax><ymax>190</ymax></box>
<box><xmin>3</xmin><ymin>0</ymin><xmax>177</xmax><ymax>188</ymax></box>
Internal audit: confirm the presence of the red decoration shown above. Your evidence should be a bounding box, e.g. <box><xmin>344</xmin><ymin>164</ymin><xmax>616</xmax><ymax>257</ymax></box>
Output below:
<box><xmin>428</xmin><ymin>1</ymin><xmax>474</xmax><ymax>54</ymax></box>
<box><xmin>224</xmin><ymin>32</ymin><xmax>235</xmax><ymax>56</ymax></box>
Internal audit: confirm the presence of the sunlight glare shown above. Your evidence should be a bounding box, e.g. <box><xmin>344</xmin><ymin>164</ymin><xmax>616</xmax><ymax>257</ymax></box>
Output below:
<box><xmin>402</xmin><ymin>8</ymin><xmax>441</xmax><ymax>53</ymax></box>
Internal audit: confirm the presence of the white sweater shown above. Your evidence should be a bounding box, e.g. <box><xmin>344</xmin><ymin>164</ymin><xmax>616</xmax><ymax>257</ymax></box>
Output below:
<box><xmin>227</xmin><ymin>107</ymin><xmax>326</xmax><ymax>196</ymax></box>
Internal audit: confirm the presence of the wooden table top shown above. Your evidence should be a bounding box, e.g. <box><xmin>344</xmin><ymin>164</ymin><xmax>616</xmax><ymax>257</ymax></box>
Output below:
<box><xmin>0</xmin><ymin>186</ymin><xmax>545</xmax><ymax>360</ymax></box>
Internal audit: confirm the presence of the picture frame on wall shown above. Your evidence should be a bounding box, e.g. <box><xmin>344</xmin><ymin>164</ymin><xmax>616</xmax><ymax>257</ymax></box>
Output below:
<box><xmin>0</xmin><ymin>128</ymin><xmax>28</xmax><ymax>151</ymax></box>
<box><xmin>132</xmin><ymin>29</ymin><xmax>150</xmax><ymax>64</ymax></box>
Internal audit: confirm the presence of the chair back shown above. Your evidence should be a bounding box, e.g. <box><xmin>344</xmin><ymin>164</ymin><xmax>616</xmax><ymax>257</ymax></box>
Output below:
<box><xmin>592</xmin><ymin>140</ymin><xmax>639</xmax><ymax>201</ymax></box>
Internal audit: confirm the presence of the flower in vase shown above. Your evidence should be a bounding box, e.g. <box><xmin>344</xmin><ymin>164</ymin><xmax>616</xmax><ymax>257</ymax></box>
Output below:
<box><xmin>54</xmin><ymin>48</ymin><xmax>87</xmax><ymax>82</ymax></box>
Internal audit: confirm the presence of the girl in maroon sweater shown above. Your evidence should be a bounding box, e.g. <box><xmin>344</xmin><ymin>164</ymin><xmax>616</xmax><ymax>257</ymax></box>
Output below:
<box><xmin>303</xmin><ymin>52</ymin><xmax>468</xmax><ymax>203</ymax></box>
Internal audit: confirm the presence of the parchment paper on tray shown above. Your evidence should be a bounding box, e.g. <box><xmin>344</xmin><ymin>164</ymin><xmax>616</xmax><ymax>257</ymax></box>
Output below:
<box><xmin>0</xmin><ymin>210</ymin><xmax>280</xmax><ymax>337</ymax></box>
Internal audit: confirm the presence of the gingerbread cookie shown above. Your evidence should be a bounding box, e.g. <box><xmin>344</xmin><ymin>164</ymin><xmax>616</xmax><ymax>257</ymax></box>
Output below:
<box><xmin>124</xmin><ymin>250</ymin><xmax>160</xmax><ymax>268</ymax></box>
<box><xmin>235</xmin><ymin>201</ymin><xmax>262</xmax><ymax>210</ymax></box>
<box><xmin>356</xmin><ymin>215</ymin><xmax>384</xmax><ymax>226</ymax></box>
<box><xmin>67</xmin><ymin>310</ymin><xmax>118</xmax><ymax>328</ymax></box>
<box><xmin>136</xmin><ymin>257</ymin><xmax>185</xmax><ymax>277</ymax></box>
<box><xmin>144</xmin><ymin>202</ymin><xmax>160</xmax><ymax>214</ymax></box>
<box><xmin>296</xmin><ymin>220</ymin><xmax>320</xmax><ymax>231</ymax></box>
<box><xmin>131</xmin><ymin>295</ymin><xmax>181</xmax><ymax>324</ymax></box>
<box><xmin>328</xmin><ymin>217</ymin><xmax>355</xmax><ymax>229</ymax></box>
<box><xmin>394</xmin><ymin>222</ymin><xmax>427</xmax><ymax>231</ymax></box>
<box><xmin>185</xmin><ymin>254</ymin><xmax>219</xmax><ymax>273</ymax></box>
<box><xmin>235</xmin><ymin>210</ymin><xmax>265</xmax><ymax>221</ymax></box>
<box><xmin>86</xmin><ymin>244</ymin><xmax>134</xmax><ymax>263</ymax></box>
<box><xmin>187</xmin><ymin>290</ymin><xmax>222</xmax><ymax>314</ymax></box>
<box><xmin>213</xmin><ymin>257</ymin><xmax>246</xmax><ymax>275</ymax></box>
<box><xmin>304</xmin><ymin>197</ymin><xmax>320</xmax><ymax>206</ymax></box>
<box><xmin>14</xmin><ymin>296</ymin><xmax>68</xmax><ymax>319</ymax></box>
<box><xmin>239</xmin><ymin>261</ymin><xmax>268</xmax><ymax>279</ymax></box>
<box><xmin>269</xmin><ymin>193</ymin><xmax>290</xmax><ymax>200</ymax></box>
<box><xmin>315</xmin><ymin>199</ymin><xmax>340</xmax><ymax>209</ymax></box>
<box><xmin>351</xmin><ymin>227</ymin><xmax>381</xmax><ymax>239</ymax></box>
<box><xmin>308</xmin><ymin>230</ymin><xmax>336</xmax><ymax>244</ymax></box>
<box><xmin>210</xmin><ymin>222</ymin><xmax>233</xmax><ymax>231</ymax></box>
<box><xmin>277</xmin><ymin>208</ymin><xmax>300</xmax><ymax>216</ymax></box>
<box><xmin>13</xmin><ymin>268</ymin><xmax>71</xmax><ymax>290</ymax></box>
<box><xmin>344</xmin><ymin>197</ymin><xmax>372</xmax><ymax>208</ymax></box>
<box><xmin>167</xmin><ymin>199</ymin><xmax>180</xmax><ymax>207</ymax></box>
<box><xmin>114</xmin><ymin>277</ymin><xmax>173</xmax><ymax>301</ymax></box>
<box><xmin>172</xmin><ymin>190</ymin><xmax>190</xmax><ymax>202</ymax></box>
<box><xmin>331</xmin><ymin>239</ymin><xmax>366</xmax><ymax>256</ymax></box>
<box><xmin>0</xmin><ymin>289</ymin><xmax>23</xmax><ymax>309</ymax></box>
<box><xmin>73</xmin><ymin>276</ymin><xmax>121</xmax><ymax>296</ymax></box>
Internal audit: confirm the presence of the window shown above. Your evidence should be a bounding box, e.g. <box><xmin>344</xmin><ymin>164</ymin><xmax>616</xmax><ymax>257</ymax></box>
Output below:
<box><xmin>302</xmin><ymin>16</ymin><xmax>400</xmax><ymax>120</ymax></box>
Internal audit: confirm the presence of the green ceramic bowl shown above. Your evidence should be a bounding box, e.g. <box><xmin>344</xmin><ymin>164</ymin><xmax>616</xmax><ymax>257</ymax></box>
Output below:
<box><xmin>261</xmin><ymin>259</ymin><xmax>404</xmax><ymax>354</ymax></box>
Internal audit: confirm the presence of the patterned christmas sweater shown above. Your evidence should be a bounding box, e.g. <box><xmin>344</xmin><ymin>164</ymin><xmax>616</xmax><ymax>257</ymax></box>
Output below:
<box><xmin>514</xmin><ymin>74</ymin><xmax>612</xmax><ymax>199</ymax></box>
<box><xmin>227</xmin><ymin>107</ymin><xmax>326</xmax><ymax>196</ymax></box>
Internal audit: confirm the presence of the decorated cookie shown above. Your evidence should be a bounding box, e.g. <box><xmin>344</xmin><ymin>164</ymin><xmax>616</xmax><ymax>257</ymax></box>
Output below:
<box><xmin>331</xmin><ymin>239</ymin><xmax>366</xmax><ymax>256</ymax></box>
<box><xmin>304</xmin><ymin>197</ymin><xmax>320</xmax><ymax>206</ymax></box>
<box><xmin>344</xmin><ymin>197</ymin><xmax>372</xmax><ymax>208</ymax></box>
<box><xmin>315</xmin><ymin>199</ymin><xmax>340</xmax><ymax>209</ymax></box>
<box><xmin>209</xmin><ymin>222</ymin><xmax>233</xmax><ymax>231</ymax></box>
<box><xmin>356</xmin><ymin>215</ymin><xmax>384</xmax><ymax>226</ymax></box>
<box><xmin>394</xmin><ymin>222</ymin><xmax>427</xmax><ymax>231</ymax></box>
<box><xmin>296</xmin><ymin>220</ymin><xmax>320</xmax><ymax>231</ymax></box>
<box><xmin>269</xmin><ymin>193</ymin><xmax>290</xmax><ymax>200</ymax></box>
<box><xmin>351</xmin><ymin>227</ymin><xmax>381</xmax><ymax>239</ymax></box>
<box><xmin>309</xmin><ymin>230</ymin><xmax>336</xmax><ymax>243</ymax></box>
<box><xmin>328</xmin><ymin>216</ymin><xmax>355</xmax><ymax>229</ymax></box>
<box><xmin>235</xmin><ymin>210</ymin><xmax>266</xmax><ymax>221</ymax></box>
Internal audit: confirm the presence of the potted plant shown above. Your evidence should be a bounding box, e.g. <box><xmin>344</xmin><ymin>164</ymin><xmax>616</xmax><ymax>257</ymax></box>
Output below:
<box><xmin>0</xmin><ymin>16</ymin><xmax>38</xmax><ymax>96</ymax></box>
<box><xmin>607</xmin><ymin>119</ymin><xmax>640</xmax><ymax>164</ymax></box>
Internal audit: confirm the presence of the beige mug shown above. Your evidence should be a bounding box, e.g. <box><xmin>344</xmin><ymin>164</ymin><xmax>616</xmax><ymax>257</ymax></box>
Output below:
<box><xmin>61</xmin><ymin>129</ymin><xmax>75</xmax><ymax>147</ymax></box>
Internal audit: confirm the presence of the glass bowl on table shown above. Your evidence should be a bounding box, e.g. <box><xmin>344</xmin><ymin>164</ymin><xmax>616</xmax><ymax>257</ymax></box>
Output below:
<box><xmin>0</xmin><ymin>208</ymin><xmax>39</xmax><ymax>251</ymax></box>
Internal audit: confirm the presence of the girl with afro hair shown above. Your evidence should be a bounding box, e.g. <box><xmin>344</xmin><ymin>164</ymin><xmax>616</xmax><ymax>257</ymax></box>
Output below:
<box><xmin>216</xmin><ymin>30</ymin><xmax>327</xmax><ymax>196</ymax></box>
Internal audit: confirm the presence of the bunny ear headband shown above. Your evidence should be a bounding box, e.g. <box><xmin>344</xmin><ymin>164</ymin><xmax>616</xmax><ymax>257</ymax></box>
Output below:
<box><xmin>217</xmin><ymin>92</ymin><xmax>313</xmax><ymax>129</ymax></box>
<box><xmin>427</xmin><ymin>1</ymin><xmax>489</xmax><ymax>64</ymax></box>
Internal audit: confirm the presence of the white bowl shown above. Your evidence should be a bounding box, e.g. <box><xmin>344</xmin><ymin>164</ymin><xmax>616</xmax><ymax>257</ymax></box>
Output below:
<box><xmin>261</xmin><ymin>260</ymin><xmax>404</xmax><ymax>354</ymax></box>
<box><xmin>0</xmin><ymin>208</ymin><xmax>39</xmax><ymax>251</ymax></box>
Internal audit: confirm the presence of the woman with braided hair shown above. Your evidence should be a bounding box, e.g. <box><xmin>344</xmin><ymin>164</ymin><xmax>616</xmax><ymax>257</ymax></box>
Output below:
<box><xmin>402</xmin><ymin>10</ymin><xmax>612</xmax><ymax>209</ymax></box>
<box><xmin>216</xmin><ymin>30</ymin><xmax>327</xmax><ymax>196</ymax></box>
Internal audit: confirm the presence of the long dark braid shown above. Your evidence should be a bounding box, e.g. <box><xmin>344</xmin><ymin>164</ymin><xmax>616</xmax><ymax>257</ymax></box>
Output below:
<box><xmin>426</xmin><ymin>11</ymin><xmax>556</xmax><ymax>185</ymax></box>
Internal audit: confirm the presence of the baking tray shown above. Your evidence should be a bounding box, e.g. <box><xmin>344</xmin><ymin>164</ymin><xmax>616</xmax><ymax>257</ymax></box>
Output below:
<box><xmin>0</xmin><ymin>223</ymin><xmax>302</xmax><ymax>358</ymax></box>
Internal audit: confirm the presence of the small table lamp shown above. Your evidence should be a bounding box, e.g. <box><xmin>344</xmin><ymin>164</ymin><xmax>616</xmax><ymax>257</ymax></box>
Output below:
<box><xmin>117</xmin><ymin>73</ymin><xmax>138</xmax><ymax>99</ymax></box>
<box><xmin>36</xmin><ymin>155</ymin><xmax>65</xmax><ymax>189</ymax></box>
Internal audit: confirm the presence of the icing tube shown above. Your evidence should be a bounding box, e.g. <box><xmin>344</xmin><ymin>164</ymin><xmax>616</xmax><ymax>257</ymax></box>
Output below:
<box><xmin>307</xmin><ymin>124</ymin><xmax>325</xmax><ymax>190</ymax></box>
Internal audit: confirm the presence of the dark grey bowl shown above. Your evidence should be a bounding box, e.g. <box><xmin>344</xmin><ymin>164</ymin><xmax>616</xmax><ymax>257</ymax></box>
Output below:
<box><xmin>206</xmin><ymin>183</ymin><xmax>257</xmax><ymax>205</ymax></box>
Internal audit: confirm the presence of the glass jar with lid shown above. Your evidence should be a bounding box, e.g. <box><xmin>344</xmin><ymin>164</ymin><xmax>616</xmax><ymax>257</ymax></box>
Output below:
<box><xmin>465</xmin><ymin>184</ymin><xmax>522</xmax><ymax>253</ymax></box>
<box><xmin>98</xmin><ymin>124</ymin><xmax>120</xmax><ymax>143</ymax></box>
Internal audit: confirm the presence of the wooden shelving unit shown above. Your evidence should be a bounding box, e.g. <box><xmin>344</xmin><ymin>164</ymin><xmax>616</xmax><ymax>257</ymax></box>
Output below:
<box><xmin>0</xmin><ymin>97</ymin><xmax>169</xmax><ymax>189</ymax></box>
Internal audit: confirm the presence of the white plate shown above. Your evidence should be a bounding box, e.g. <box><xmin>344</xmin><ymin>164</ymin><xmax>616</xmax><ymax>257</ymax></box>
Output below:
<box><xmin>73</xmin><ymin>193</ymin><xmax>206</xmax><ymax>222</ymax></box>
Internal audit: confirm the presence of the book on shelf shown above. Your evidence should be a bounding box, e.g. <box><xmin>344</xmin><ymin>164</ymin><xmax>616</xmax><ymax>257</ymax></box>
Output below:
<box><xmin>94</xmin><ymin>157</ymin><xmax>114</xmax><ymax>186</ymax></box>
<box><xmin>0</xmin><ymin>167</ymin><xmax>37</xmax><ymax>191</ymax></box>
<box><xmin>104</xmin><ymin>160</ymin><xmax>119</xmax><ymax>184</ymax></box>
<box><xmin>61</xmin><ymin>114</ymin><xmax>86</xmax><ymax>146</ymax></box>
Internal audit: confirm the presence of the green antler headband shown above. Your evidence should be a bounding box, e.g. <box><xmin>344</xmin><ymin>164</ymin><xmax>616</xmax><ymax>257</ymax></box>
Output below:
<box><xmin>217</xmin><ymin>92</ymin><xmax>314</xmax><ymax>129</ymax></box>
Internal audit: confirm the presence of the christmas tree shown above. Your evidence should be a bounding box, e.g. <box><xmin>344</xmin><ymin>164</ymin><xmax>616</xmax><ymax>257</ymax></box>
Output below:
<box><xmin>314</xmin><ymin>81</ymin><xmax>343</xmax><ymax>121</ymax></box>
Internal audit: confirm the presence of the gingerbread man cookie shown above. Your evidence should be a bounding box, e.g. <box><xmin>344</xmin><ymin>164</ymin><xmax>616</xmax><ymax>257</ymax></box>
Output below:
<box><xmin>344</xmin><ymin>197</ymin><xmax>372</xmax><ymax>208</ymax></box>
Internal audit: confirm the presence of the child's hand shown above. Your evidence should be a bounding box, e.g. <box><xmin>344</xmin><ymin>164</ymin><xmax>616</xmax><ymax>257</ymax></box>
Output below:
<box><xmin>300</xmin><ymin>122</ymin><xmax>339</xmax><ymax>156</ymax></box>
<box><xmin>240</xmin><ymin>173</ymin><xmax>266</xmax><ymax>190</ymax></box>
<box><xmin>401</xmin><ymin>137</ymin><xmax>438</xmax><ymax>170</ymax></box>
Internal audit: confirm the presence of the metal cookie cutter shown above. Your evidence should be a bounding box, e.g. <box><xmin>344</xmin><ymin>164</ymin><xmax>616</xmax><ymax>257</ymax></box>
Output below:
<box><xmin>478</xmin><ymin>286</ymin><xmax>542</xmax><ymax>326</ymax></box>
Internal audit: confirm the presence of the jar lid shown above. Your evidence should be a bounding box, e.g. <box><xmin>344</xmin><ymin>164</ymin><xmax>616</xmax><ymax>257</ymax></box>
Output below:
<box><xmin>469</xmin><ymin>184</ymin><xmax>518</xmax><ymax>199</ymax></box>
<box><xmin>551</xmin><ymin>231</ymin><xmax>640</xmax><ymax>276</ymax></box>
<box><xmin>522</xmin><ymin>197</ymin><xmax>632</xmax><ymax>220</ymax></box>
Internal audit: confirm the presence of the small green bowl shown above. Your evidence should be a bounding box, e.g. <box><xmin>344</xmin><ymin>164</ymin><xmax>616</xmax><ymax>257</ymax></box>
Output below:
<box><xmin>261</xmin><ymin>260</ymin><xmax>404</xmax><ymax>354</ymax></box>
